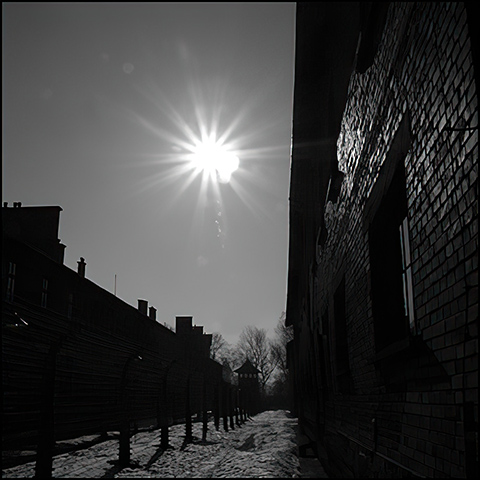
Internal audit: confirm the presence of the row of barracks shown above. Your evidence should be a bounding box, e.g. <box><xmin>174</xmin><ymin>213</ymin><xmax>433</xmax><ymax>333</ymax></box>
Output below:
<box><xmin>286</xmin><ymin>2</ymin><xmax>478</xmax><ymax>478</ymax></box>
<box><xmin>2</xmin><ymin>202</ymin><xmax>260</xmax><ymax>472</ymax></box>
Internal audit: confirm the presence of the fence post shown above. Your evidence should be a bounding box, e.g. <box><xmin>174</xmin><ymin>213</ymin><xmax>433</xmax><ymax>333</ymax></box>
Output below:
<box><xmin>243</xmin><ymin>393</ymin><xmax>248</xmax><ymax>422</ymax></box>
<box><xmin>159</xmin><ymin>360</ymin><xmax>177</xmax><ymax>450</ymax></box>
<box><xmin>185</xmin><ymin>377</ymin><xmax>192</xmax><ymax>443</ymax></box>
<box><xmin>229</xmin><ymin>387</ymin><xmax>235</xmax><ymax>430</ymax></box>
<box><xmin>223</xmin><ymin>383</ymin><xmax>229</xmax><ymax>432</ymax></box>
<box><xmin>235</xmin><ymin>389</ymin><xmax>240</xmax><ymax>426</ymax></box>
<box><xmin>202</xmin><ymin>379</ymin><xmax>208</xmax><ymax>442</ymax></box>
<box><xmin>119</xmin><ymin>414</ymin><xmax>130</xmax><ymax>467</ymax></box>
<box><xmin>238</xmin><ymin>389</ymin><xmax>244</xmax><ymax>424</ymax></box>
<box><xmin>161</xmin><ymin>423</ymin><xmax>169</xmax><ymax>449</ymax></box>
<box><xmin>214</xmin><ymin>383</ymin><xmax>220</xmax><ymax>431</ymax></box>
<box><xmin>242</xmin><ymin>390</ymin><xmax>247</xmax><ymax>422</ymax></box>
<box><xmin>119</xmin><ymin>353</ymin><xmax>142</xmax><ymax>468</ymax></box>
<box><xmin>35</xmin><ymin>339</ymin><xmax>62</xmax><ymax>479</ymax></box>
<box><xmin>159</xmin><ymin>374</ymin><xmax>170</xmax><ymax>449</ymax></box>
<box><xmin>160</xmin><ymin>378</ymin><xmax>170</xmax><ymax>450</ymax></box>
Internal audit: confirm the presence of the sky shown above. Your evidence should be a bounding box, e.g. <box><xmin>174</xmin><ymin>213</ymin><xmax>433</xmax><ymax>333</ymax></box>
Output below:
<box><xmin>2</xmin><ymin>3</ymin><xmax>296</xmax><ymax>346</ymax></box>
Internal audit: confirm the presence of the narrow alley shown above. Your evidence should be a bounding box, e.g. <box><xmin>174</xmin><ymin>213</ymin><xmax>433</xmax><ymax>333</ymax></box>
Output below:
<box><xmin>2</xmin><ymin>410</ymin><xmax>328</xmax><ymax>478</ymax></box>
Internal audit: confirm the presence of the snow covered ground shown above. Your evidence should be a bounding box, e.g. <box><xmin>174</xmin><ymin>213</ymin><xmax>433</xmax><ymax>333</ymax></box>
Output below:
<box><xmin>2</xmin><ymin>410</ymin><xmax>328</xmax><ymax>478</ymax></box>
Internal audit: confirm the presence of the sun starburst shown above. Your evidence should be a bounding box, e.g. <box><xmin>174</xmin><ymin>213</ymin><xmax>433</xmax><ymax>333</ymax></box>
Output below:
<box><xmin>119</xmin><ymin>74</ymin><xmax>285</xmax><ymax>247</ymax></box>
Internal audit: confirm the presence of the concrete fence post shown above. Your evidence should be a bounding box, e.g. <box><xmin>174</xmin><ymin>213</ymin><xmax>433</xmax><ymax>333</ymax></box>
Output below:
<box><xmin>223</xmin><ymin>384</ymin><xmax>229</xmax><ymax>432</ymax></box>
<box><xmin>214</xmin><ymin>383</ymin><xmax>220</xmax><ymax>431</ymax></box>
<box><xmin>185</xmin><ymin>377</ymin><xmax>192</xmax><ymax>443</ymax></box>
<box><xmin>202</xmin><ymin>379</ymin><xmax>208</xmax><ymax>442</ymax></box>
<box><xmin>239</xmin><ymin>389</ymin><xmax>245</xmax><ymax>423</ymax></box>
<box><xmin>35</xmin><ymin>339</ymin><xmax>62</xmax><ymax>479</ymax></box>
<box><xmin>229</xmin><ymin>387</ymin><xmax>235</xmax><ymax>430</ymax></box>
<box><xmin>160</xmin><ymin>375</ymin><xmax>169</xmax><ymax>450</ymax></box>
<box><xmin>235</xmin><ymin>389</ymin><xmax>240</xmax><ymax>426</ymax></box>
<box><xmin>118</xmin><ymin>353</ymin><xmax>142</xmax><ymax>468</ymax></box>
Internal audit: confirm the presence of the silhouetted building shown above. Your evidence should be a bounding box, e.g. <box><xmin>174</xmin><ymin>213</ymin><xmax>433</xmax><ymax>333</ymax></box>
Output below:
<box><xmin>175</xmin><ymin>315</ymin><xmax>213</xmax><ymax>359</ymax></box>
<box><xmin>287</xmin><ymin>3</ymin><xmax>478</xmax><ymax>478</ymax></box>
<box><xmin>2</xmin><ymin>203</ymin><xmax>224</xmax><ymax>451</ymax></box>
<box><xmin>2</xmin><ymin>203</ymin><xmax>66</xmax><ymax>263</ymax></box>
<box><xmin>234</xmin><ymin>359</ymin><xmax>261</xmax><ymax>415</ymax></box>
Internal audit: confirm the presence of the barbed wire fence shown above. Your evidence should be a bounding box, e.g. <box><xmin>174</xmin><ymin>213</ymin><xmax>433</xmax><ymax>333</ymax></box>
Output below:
<box><xmin>2</xmin><ymin>301</ymin><xmax>248</xmax><ymax>478</ymax></box>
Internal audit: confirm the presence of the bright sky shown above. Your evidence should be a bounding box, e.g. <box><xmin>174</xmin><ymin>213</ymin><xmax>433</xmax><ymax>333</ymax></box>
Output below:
<box><xmin>2</xmin><ymin>3</ymin><xmax>296</xmax><ymax>346</ymax></box>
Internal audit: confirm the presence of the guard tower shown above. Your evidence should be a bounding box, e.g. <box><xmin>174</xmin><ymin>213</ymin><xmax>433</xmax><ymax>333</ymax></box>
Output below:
<box><xmin>234</xmin><ymin>359</ymin><xmax>261</xmax><ymax>415</ymax></box>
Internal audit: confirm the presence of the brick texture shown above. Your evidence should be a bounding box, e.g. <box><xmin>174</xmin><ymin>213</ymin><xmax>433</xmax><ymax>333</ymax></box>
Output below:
<box><xmin>289</xmin><ymin>2</ymin><xmax>478</xmax><ymax>478</ymax></box>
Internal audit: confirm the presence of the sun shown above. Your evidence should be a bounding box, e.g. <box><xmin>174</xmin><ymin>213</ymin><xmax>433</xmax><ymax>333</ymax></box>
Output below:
<box><xmin>190</xmin><ymin>134</ymin><xmax>239</xmax><ymax>184</ymax></box>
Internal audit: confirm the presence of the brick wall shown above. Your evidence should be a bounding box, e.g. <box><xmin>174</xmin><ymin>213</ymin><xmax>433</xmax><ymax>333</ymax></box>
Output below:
<box><xmin>290</xmin><ymin>2</ymin><xmax>478</xmax><ymax>478</ymax></box>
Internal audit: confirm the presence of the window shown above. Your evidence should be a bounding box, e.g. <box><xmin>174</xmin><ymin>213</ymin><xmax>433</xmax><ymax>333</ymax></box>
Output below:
<box><xmin>369</xmin><ymin>160</ymin><xmax>410</xmax><ymax>352</ymax></box>
<box><xmin>6</xmin><ymin>262</ymin><xmax>16</xmax><ymax>302</ymax></box>
<box><xmin>41</xmin><ymin>278</ymin><xmax>48</xmax><ymax>308</ymax></box>
<box><xmin>363</xmin><ymin>112</ymin><xmax>413</xmax><ymax>355</ymax></box>
<box><xmin>399</xmin><ymin>217</ymin><xmax>416</xmax><ymax>334</ymax></box>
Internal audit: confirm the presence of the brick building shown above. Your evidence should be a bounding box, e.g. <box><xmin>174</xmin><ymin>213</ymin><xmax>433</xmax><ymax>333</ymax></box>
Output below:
<box><xmin>286</xmin><ymin>3</ymin><xmax>478</xmax><ymax>478</ymax></box>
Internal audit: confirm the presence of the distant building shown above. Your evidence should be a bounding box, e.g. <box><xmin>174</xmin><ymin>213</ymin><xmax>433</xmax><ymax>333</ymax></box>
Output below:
<box><xmin>234</xmin><ymin>359</ymin><xmax>261</xmax><ymax>415</ymax></box>
<box><xmin>175</xmin><ymin>315</ymin><xmax>213</xmax><ymax>359</ymax></box>
<box><xmin>287</xmin><ymin>3</ymin><xmax>478</xmax><ymax>478</ymax></box>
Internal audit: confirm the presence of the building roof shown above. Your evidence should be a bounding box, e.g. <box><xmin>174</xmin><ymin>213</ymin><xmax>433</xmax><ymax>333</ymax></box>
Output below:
<box><xmin>234</xmin><ymin>358</ymin><xmax>260</xmax><ymax>374</ymax></box>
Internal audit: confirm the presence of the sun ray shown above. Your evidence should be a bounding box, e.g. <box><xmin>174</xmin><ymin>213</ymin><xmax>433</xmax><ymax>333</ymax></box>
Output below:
<box><xmin>118</xmin><ymin>74</ymin><xmax>287</xmax><ymax>248</ymax></box>
<box><xmin>227</xmin><ymin>176</ymin><xmax>273</xmax><ymax>223</ymax></box>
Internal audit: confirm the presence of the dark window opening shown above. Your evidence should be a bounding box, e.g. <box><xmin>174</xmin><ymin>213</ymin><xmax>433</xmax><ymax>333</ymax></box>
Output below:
<box><xmin>369</xmin><ymin>160</ymin><xmax>409</xmax><ymax>352</ymax></box>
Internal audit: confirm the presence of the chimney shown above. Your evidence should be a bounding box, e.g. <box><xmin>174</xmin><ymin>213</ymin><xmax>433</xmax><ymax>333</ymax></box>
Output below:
<box><xmin>77</xmin><ymin>257</ymin><xmax>86</xmax><ymax>278</ymax></box>
<box><xmin>138</xmin><ymin>299</ymin><xmax>148</xmax><ymax>315</ymax></box>
<box><xmin>176</xmin><ymin>316</ymin><xmax>194</xmax><ymax>335</ymax></box>
<box><xmin>149</xmin><ymin>306</ymin><xmax>157</xmax><ymax>320</ymax></box>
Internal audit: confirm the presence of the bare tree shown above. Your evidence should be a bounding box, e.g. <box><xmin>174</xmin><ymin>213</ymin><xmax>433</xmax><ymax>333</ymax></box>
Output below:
<box><xmin>276</xmin><ymin>311</ymin><xmax>294</xmax><ymax>344</ymax></box>
<box><xmin>270</xmin><ymin>312</ymin><xmax>293</xmax><ymax>381</ymax></box>
<box><xmin>235</xmin><ymin>325</ymin><xmax>278</xmax><ymax>393</ymax></box>
<box><xmin>210</xmin><ymin>332</ymin><xmax>232</xmax><ymax>365</ymax></box>
<box><xmin>269</xmin><ymin>312</ymin><xmax>294</xmax><ymax>408</ymax></box>
<box><xmin>210</xmin><ymin>332</ymin><xmax>226</xmax><ymax>361</ymax></box>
